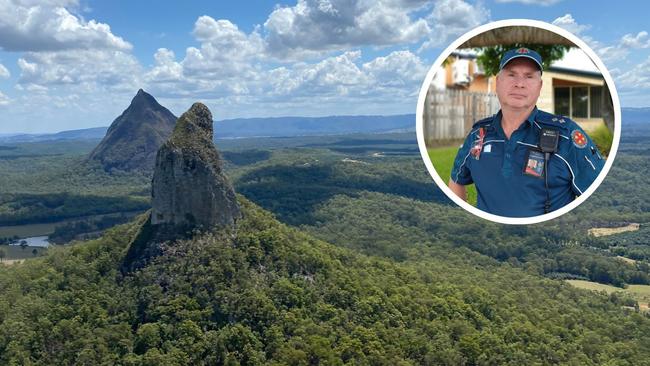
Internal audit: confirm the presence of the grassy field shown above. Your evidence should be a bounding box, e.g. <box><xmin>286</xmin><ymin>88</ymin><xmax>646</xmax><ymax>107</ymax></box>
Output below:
<box><xmin>566</xmin><ymin>280</ymin><xmax>623</xmax><ymax>293</ymax></box>
<box><xmin>567</xmin><ymin>280</ymin><xmax>650</xmax><ymax>311</ymax></box>
<box><xmin>0</xmin><ymin>245</ymin><xmax>47</xmax><ymax>261</ymax></box>
<box><xmin>427</xmin><ymin>146</ymin><xmax>477</xmax><ymax>205</ymax></box>
<box><xmin>588</xmin><ymin>223</ymin><xmax>640</xmax><ymax>237</ymax></box>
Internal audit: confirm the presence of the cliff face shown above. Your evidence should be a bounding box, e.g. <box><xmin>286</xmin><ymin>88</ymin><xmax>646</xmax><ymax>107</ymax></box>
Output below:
<box><xmin>122</xmin><ymin>102</ymin><xmax>240</xmax><ymax>272</ymax></box>
<box><xmin>88</xmin><ymin>89</ymin><xmax>177</xmax><ymax>172</ymax></box>
<box><xmin>151</xmin><ymin>102</ymin><xmax>241</xmax><ymax>229</ymax></box>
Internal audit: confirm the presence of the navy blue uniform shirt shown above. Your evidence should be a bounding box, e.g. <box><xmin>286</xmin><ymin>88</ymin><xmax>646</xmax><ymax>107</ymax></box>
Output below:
<box><xmin>450</xmin><ymin>107</ymin><xmax>605</xmax><ymax>217</ymax></box>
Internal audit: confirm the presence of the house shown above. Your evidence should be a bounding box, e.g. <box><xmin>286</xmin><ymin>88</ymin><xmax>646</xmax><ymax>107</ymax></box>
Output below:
<box><xmin>436</xmin><ymin>48</ymin><xmax>609</xmax><ymax>132</ymax></box>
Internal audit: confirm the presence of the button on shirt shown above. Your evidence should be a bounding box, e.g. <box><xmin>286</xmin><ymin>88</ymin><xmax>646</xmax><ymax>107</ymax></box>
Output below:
<box><xmin>450</xmin><ymin>108</ymin><xmax>605</xmax><ymax>217</ymax></box>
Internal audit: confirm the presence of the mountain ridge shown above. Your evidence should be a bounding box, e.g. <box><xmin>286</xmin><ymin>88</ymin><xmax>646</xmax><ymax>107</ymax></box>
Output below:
<box><xmin>87</xmin><ymin>89</ymin><xmax>178</xmax><ymax>172</ymax></box>
<box><xmin>2</xmin><ymin>194</ymin><xmax>650</xmax><ymax>364</ymax></box>
<box><xmin>0</xmin><ymin>114</ymin><xmax>416</xmax><ymax>143</ymax></box>
<box><xmin>2</xmin><ymin>106</ymin><xmax>647</xmax><ymax>144</ymax></box>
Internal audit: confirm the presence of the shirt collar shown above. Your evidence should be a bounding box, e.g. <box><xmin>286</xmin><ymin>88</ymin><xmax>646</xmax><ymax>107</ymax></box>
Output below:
<box><xmin>525</xmin><ymin>106</ymin><xmax>539</xmax><ymax>127</ymax></box>
<box><xmin>495</xmin><ymin>106</ymin><xmax>539</xmax><ymax>127</ymax></box>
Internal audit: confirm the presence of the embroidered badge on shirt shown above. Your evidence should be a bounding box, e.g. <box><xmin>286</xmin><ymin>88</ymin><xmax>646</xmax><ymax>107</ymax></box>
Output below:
<box><xmin>483</xmin><ymin>144</ymin><xmax>491</xmax><ymax>153</ymax></box>
<box><xmin>470</xmin><ymin>127</ymin><xmax>485</xmax><ymax>160</ymax></box>
<box><xmin>572</xmin><ymin>130</ymin><xmax>587</xmax><ymax>148</ymax></box>
<box><xmin>524</xmin><ymin>149</ymin><xmax>545</xmax><ymax>178</ymax></box>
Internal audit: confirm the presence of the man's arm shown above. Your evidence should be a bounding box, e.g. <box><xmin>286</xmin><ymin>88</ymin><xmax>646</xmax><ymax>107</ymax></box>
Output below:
<box><xmin>448</xmin><ymin>179</ymin><xmax>467</xmax><ymax>201</ymax></box>
<box><xmin>565</xmin><ymin>124</ymin><xmax>606</xmax><ymax>196</ymax></box>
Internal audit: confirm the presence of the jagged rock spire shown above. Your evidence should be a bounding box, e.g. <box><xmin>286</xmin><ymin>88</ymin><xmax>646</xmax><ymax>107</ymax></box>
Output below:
<box><xmin>150</xmin><ymin>102</ymin><xmax>240</xmax><ymax>229</ymax></box>
<box><xmin>122</xmin><ymin>102</ymin><xmax>241</xmax><ymax>273</ymax></box>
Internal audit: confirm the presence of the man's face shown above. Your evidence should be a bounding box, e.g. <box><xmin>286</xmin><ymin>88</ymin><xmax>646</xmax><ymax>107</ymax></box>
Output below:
<box><xmin>495</xmin><ymin>58</ymin><xmax>543</xmax><ymax>111</ymax></box>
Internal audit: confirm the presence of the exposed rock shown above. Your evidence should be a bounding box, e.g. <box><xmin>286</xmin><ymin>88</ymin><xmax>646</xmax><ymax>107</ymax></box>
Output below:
<box><xmin>88</xmin><ymin>89</ymin><xmax>177</xmax><ymax>172</ymax></box>
<box><xmin>122</xmin><ymin>103</ymin><xmax>241</xmax><ymax>272</ymax></box>
<box><xmin>151</xmin><ymin>102</ymin><xmax>241</xmax><ymax>229</ymax></box>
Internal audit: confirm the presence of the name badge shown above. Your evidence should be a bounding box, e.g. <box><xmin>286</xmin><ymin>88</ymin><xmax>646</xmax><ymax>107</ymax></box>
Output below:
<box><xmin>524</xmin><ymin>149</ymin><xmax>545</xmax><ymax>178</ymax></box>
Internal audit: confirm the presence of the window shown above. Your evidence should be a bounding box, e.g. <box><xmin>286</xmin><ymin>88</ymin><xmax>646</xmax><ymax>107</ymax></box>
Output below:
<box><xmin>591</xmin><ymin>86</ymin><xmax>603</xmax><ymax>118</ymax></box>
<box><xmin>553</xmin><ymin>85</ymin><xmax>604</xmax><ymax>119</ymax></box>
<box><xmin>572</xmin><ymin>87</ymin><xmax>588</xmax><ymax>118</ymax></box>
<box><xmin>554</xmin><ymin>87</ymin><xmax>570</xmax><ymax>116</ymax></box>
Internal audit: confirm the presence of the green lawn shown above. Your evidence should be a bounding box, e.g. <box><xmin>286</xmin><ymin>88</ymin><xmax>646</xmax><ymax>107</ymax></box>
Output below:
<box><xmin>427</xmin><ymin>146</ymin><xmax>477</xmax><ymax>206</ymax></box>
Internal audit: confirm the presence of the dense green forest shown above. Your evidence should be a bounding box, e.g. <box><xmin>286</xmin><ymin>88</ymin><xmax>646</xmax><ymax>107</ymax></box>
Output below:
<box><xmin>2</xmin><ymin>130</ymin><xmax>650</xmax><ymax>288</ymax></box>
<box><xmin>1</xmin><ymin>199</ymin><xmax>649</xmax><ymax>365</ymax></box>
<box><xmin>1</xmin><ymin>127</ymin><xmax>650</xmax><ymax>363</ymax></box>
<box><xmin>0</xmin><ymin>193</ymin><xmax>148</xmax><ymax>226</ymax></box>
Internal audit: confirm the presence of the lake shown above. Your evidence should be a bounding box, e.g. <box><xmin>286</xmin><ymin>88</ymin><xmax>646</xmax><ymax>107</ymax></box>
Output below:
<box><xmin>9</xmin><ymin>236</ymin><xmax>50</xmax><ymax>247</ymax></box>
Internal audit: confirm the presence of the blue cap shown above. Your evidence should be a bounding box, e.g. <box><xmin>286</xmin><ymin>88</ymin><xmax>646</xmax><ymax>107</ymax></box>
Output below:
<box><xmin>499</xmin><ymin>48</ymin><xmax>543</xmax><ymax>74</ymax></box>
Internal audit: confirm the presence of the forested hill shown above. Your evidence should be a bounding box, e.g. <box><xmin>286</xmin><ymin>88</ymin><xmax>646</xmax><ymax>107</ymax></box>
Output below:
<box><xmin>213</xmin><ymin>114</ymin><xmax>415</xmax><ymax>138</ymax></box>
<box><xmin>1</xmin><ymin>197</ymin><xmax>650</xmax><ymax>364</ymax></box>
<box><xmin>0</xmin><ymin>114</ymin><xmax>415</xmax><ymax>143</ymax></box>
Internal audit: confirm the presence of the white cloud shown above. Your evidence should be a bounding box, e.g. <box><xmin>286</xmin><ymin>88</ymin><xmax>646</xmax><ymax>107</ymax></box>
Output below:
<box><xmin>0</xmin><ymin>0</ymin><xmax>131</xmax><ymax>52</ymax></box>
<box><xmin>191</xmin><ymin>16</ymin><xmax>264</xmax><ymax>58</ymax></box>
<box><xmin>620</xmin><ymin>31</ymin><xmax>650</xmax><ymax>48</ymax></box>
<box><xmin>420</xmin><ymin>0</ymin><xmax>490</xmax><ymax>51</ymax></box>
<box><xmin>265</xmin><ymin>51</ymin><xmax>368</xmax><ymax>97</ymax></box>
<box><xmin>592</xmin><ymin>31</ymin><xmax>650</xmax><ymax>66</ymax></box>
<box><xmin>145</xmin><ymin>44</ymin><xmax>427</xmax><ymax>117</ymax></box>
<box><xmin>552</xmin><ymin>14</ymin><xmax>590</xmax><ymax>35</ymax></box>
<box><xmin>0</xmin><ymin>63</ymin><xmax>9</xmax><ymax>78</ymax></box>
<box><xmin>1</xmin><ymin>88</ymin><xmax>147</xmax><ymax>133</ymax></box>
<box><xmin>362</xmin><ymin>50</ymin><xmax>427</xmax><ymax>89</ymax></box>
<box><xmin>0</xmin><ymin>90</ymin><xmax>10</xmax><ymax>105</ymax></box>
<box><xmin>146</xmin><ymin>48</ymin><xmax>183</xmax><ymax>83</ymax></box>
<box><xmin>615</xmin><ymin>56</ymin><xmax>650</xmax><ymax>89</ymax></box>
<box><xmin>17</xmin><ymin>49</ymin><xmax>142</xmax><ymax>91</ymax></box>
<box><xmin>263</xmin><ymin>0</ymin><xmax>429</xmax><ymax>58</ymax></box>
<box><xmin>142</xmin><ymin>17</ymin><xmax>266</xmax><ymax>99</ymax></box>
<box><xmin>259</xmin><ymin>50</ymin><xmax>427</xmax><ymax>109</ymax></box>
<box><xmin>182</xmin><ymin>17</ymin><xmax>263</xmax><ymax>78</ymax></box>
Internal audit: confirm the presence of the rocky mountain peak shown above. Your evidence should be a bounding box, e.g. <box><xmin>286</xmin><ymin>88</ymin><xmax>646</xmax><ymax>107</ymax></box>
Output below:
<box><xmin>169</xmin><ymin>102</ymin><xmax>214</xmax><ymax>146</ymax></box>
<box><xmin>130</xmin><ymin>88</ymin><xmax>160</xmax><ymax>110</ymax></box>
<box><xmin>152</xmin><ymin>102</ymin><xmax>239</xmax><ymax>229</ymax></box>
<box><xmin>122</xmin><ymin>102</ymin><xmax>241</xmax><ymax>272</ymax></box>
<box><xmin>88</xmin><ymin>89</ymin><xmax>177</xmax><ymax>172</ymax></box>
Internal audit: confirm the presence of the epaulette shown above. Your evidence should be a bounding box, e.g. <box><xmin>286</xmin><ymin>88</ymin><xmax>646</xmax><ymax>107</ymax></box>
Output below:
<box><xmin>534</xmin><ymin>109</ymin><xmax>571</xmax><ymax>131</ymax></box>
<box><xmin>471</xmin><ymin>115</ymin><xmax>495</xmax><ymax>129</ymax></box>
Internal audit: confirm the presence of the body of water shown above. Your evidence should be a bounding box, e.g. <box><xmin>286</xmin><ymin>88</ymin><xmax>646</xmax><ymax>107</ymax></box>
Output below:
<box><xmin>9</xmin><ymin>236</ymin><xmax>50</xmax><ymax>247</ymax></box>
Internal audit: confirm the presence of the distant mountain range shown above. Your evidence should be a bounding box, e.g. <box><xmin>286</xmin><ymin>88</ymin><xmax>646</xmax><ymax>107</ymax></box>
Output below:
<box><xmin>213</xmin><ymin>114</ymin><xmax>415</xmax><ymax>138</ymax></box>
<box><xmin>0</xmin><ymin>114</ymin><xmax>416</xmax><ymax>143</ymax></box>
<box><xmin>2</xmin><ymin>107</ymin><xmax>648</xmax><ymax>144</ymax></box>
<box><xmin>0</xmin><ymin>127</ymin><xmax>108</xmax><ymax>143</ymax></box>
<box><xmin>621</xmin><ymin>107</ymin><xmax>650</xmax><ymax>124</ymax></box>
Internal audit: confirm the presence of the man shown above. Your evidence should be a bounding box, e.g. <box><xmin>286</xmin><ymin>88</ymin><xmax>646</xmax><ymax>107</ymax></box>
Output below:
<box><xmin>448</xmin><ymin>47</ymin><xmax>605</xmax><ymax>217</ymax></box>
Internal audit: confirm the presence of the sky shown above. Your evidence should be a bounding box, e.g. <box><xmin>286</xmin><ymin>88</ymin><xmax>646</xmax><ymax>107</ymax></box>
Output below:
<box><xmin>1</xmin><ymin>0</ymin><xmax>650</xmax><ymax>133</ymax></box>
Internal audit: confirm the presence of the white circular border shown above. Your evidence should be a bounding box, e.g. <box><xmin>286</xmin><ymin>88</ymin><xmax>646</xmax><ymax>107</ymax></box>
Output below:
<box><xmin>416</xmin><ymin>19</ymin><xmax>621</xmax><ymax>225</ymax></box>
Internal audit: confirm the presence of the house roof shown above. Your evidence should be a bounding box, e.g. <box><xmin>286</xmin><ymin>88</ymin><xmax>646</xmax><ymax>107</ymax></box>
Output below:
<box><xmin>550</xmin><ymin>47</ymin><xmax>599</xmax><ymax>73</ymax></box>
<box><xmin>459</xmin><ymin>26</ymin><xmax>575</xmax><ymax>48</ymax></box>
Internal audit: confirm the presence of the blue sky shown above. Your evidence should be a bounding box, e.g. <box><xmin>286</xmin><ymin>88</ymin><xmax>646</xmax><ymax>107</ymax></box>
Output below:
<box><xmin>0</xmin><ymin>0</ymin><xmax>649</xmax><ymax>133</ymax></box>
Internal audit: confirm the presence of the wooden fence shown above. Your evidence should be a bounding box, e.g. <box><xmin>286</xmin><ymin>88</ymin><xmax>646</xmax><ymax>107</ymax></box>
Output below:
<box><xmin>423</xmin><ymin>88</ymin><xmax>500</xmax><ymax>146</ymax></box>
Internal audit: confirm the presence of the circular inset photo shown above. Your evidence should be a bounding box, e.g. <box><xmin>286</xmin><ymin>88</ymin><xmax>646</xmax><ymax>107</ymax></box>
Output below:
<box><xmin>416</xmin><ymin>19</ymin><xmax>620</xmax><ymax>225</ymax></box>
